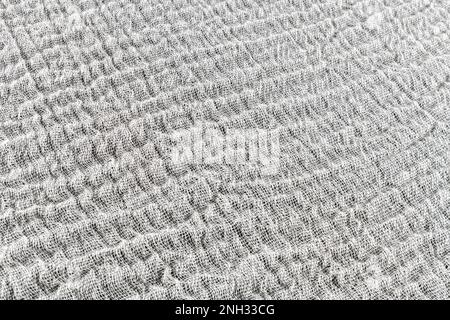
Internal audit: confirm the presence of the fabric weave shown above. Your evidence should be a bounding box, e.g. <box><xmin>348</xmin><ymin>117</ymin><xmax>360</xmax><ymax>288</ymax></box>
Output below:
<box><xmin>0</xmin><ymin>0</ymin><xmax>450</xmax><ymax>299</ymax></box>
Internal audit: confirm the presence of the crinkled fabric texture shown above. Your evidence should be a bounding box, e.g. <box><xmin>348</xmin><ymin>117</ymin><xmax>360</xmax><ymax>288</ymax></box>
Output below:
<box><xmin>0</xmin><ymin>0</ymin><xmax>450</xmax><ymax>300</ymax></box>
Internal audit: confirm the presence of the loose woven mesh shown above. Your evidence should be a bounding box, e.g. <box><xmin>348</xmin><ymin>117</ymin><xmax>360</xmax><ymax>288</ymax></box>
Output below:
<box><xmin>0</xmin><ymin>0</ymin><xmax>449</xmax><ymax>300</ymax></box>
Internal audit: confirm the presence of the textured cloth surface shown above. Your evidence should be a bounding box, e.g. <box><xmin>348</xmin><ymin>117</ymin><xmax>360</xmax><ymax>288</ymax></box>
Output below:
<box><xmin>1</xmin><ymin>0</ymin><xmax>450</xmax><ymax>300</ymax></box>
